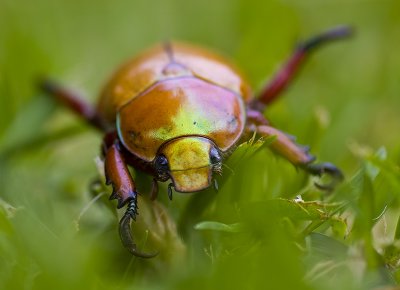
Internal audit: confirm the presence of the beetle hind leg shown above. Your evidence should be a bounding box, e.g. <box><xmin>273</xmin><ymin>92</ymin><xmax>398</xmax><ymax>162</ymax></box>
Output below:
<box><xmin>251</xmin><ymin>26</ymin><xmax>352</xmax><ymax>110</ymax></box>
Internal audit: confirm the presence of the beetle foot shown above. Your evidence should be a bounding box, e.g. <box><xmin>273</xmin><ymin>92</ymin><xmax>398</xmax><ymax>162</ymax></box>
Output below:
<box><xmin>119</xmin><ymin>199</ymin><xmax>158</xmax><ymax>258</ymax></box>
<box><xmin>304</xmin><ymin>162</ymin><xmax>344</xmax><ymax>191</ymax></box>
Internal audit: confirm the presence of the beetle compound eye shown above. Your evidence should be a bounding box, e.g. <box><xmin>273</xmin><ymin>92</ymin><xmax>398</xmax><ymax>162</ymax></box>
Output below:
<box><xmin>157</xmin><ymin>155</ymin><xmax>168</xmax><ymax>166</ymax></box>
<box><xmin>210</xmin><ymin>147</ymin><xmax>222</xmax><ymax>164</ymax></box>
<box><xmin>155</xmin><ymin>155</ymin><xmax>169</xmax><ymax>171</ymax></box>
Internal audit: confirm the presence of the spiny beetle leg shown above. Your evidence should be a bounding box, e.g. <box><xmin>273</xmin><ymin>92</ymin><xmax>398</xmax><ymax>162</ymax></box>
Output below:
<box><xmin>104</xmin><ymin>143</ymin><xmax>138</xmax><ymax>208</ymax></box>
<box><xmin>104</xmin><ymin>142</ymin><xmax>158</xmax><ymax>257</ymax></box>
<box><xmin>256</xmin><ymin>125</ymin><xmax>315</xmax><ymax>165</ymax></box>
<box><xmin>255</xmin><ymin>125</ymin><xmax>343</xmax><ymax>190</ymax></box>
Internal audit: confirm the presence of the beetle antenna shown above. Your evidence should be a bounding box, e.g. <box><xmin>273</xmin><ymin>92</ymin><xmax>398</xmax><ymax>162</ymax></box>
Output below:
<box><xmin>213</xmin><ymin>179</ymin><xmax>219</xmax><ymax>192</ymax></box>
<box><xmin>168</xmin><ymin>183</ymin><xmax>174</xmax><ymax>200</ymax></box>
<box><xmin>119</xmin><ymin>200</ymin><xmax>158</xmax><ymax>258</ymax></box>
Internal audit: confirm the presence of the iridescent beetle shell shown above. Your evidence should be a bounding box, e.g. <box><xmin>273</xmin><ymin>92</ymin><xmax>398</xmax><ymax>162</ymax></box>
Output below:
<box><xmin>97</xmin><ymin>43</ymin><xmax>252</xmax><ymax>192</ymax></box>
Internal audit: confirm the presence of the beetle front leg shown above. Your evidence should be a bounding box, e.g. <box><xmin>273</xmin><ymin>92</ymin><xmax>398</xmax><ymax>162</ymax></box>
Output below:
<box><xmin>104</xmin><ymin>142</ymin><xmax>157</xmax><ymax>258</ymax></box>
<box><xmin>105</xmin><ymin>143</ymin><xmax>138</xmax><ymax>209</ymax></box>
<box><xmin>256</xmin><ymin>125</ymin><xmax>343</xmax><ymax>190</ymax></box>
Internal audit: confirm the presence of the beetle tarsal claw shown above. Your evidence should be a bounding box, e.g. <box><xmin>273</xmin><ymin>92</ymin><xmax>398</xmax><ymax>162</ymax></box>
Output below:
<box><xmin>305</xmin><ymin>162</ymin><xmax>344</xmax><ymax>191</ymax></box>
<box><xmin>119</xmin><ymin>200</ymin><xmax>158</xmax><ymax>258</ymax></box>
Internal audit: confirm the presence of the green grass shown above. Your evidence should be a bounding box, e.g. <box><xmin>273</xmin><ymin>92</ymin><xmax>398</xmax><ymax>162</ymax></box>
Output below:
<box><xmin>1</xmin><ymin>0</ymin><xmax>400</xmax><ymax>289</ymax></box>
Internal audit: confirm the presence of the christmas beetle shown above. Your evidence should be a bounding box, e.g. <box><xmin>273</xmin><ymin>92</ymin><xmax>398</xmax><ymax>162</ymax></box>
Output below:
<box><xmin>40</xmin><ymin>26</ymin><xmax>351</xmax><ymax>258</ymax></box>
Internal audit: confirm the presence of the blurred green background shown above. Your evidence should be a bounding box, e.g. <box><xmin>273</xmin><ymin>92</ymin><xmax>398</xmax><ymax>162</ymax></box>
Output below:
<box><xmin>1</xmin><ymin>0</ymin><xmax>400</xmax><ymax>289</ymax></box>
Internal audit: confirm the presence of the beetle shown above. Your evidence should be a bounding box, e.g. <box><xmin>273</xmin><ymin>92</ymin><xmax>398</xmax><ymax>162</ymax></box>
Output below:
<box><xmin>40</xmin><ymin>26</ymin><xmax>351</xmax><ymax>258</ymax></box>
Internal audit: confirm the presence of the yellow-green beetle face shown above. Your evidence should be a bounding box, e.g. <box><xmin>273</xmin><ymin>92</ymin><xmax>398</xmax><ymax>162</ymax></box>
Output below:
<box><xmin>154</xmin><ymin>136</ymin><xmax>222</xmax><ymax>192</ymax></box>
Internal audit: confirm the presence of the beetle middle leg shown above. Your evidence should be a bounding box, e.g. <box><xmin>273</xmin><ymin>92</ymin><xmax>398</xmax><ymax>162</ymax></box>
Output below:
<box><xmin>252</xmin><ymin>124</ymin><xmax>343</xmax><ymax>190</ymax></box>
<box><xmin>250</xmin><ymin>26</ymin><xmax>352</xmax><ymax>110</ymax></box>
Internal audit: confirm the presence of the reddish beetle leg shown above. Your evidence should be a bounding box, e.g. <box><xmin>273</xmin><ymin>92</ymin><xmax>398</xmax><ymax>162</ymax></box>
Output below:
<box><xmin>251</xmin><ymin>26</ymin><xmax>353</xmax><ymax>110</ymax></box>
<box><xmin>103</xmin><ymin>139</ymin><xmax>158</xmax><ymax>258</ymax></box>
<box><xmin>40</xmin><ymin>80</ymin><xmax>157</xmax><ymax>258</ymax></box>
<box><xmin>246</xmin><ymin>26</ymin><xmax>350</xmax><ymax>189</ymax></box>
<box><xmin>248</xmin><ymin>123</ymin><xmax>343</xmax><ymax>191</ymax></box>
<box><xmin>39</xmin><ymin>79</ymin><xmax>109</xmax><ymax>131</ymax></box>
<box><xmin>104</xmin><ymin>142</ymin><xmax>138</xmax><ymax>209</ymax></box>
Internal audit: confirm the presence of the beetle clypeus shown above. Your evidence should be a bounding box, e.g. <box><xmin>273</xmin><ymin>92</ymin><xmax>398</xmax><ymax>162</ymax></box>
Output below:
<box><xmin>40</xmin><ymin>26</ymin><xmax>351</xmax><ymax>258</ymax></box>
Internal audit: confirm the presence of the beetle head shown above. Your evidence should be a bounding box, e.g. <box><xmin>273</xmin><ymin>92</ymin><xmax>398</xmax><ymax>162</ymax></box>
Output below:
<box><xmin>155</xmin><ymin>136</ymin><xmax>222</xmax><ymax>193</ymax></box>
